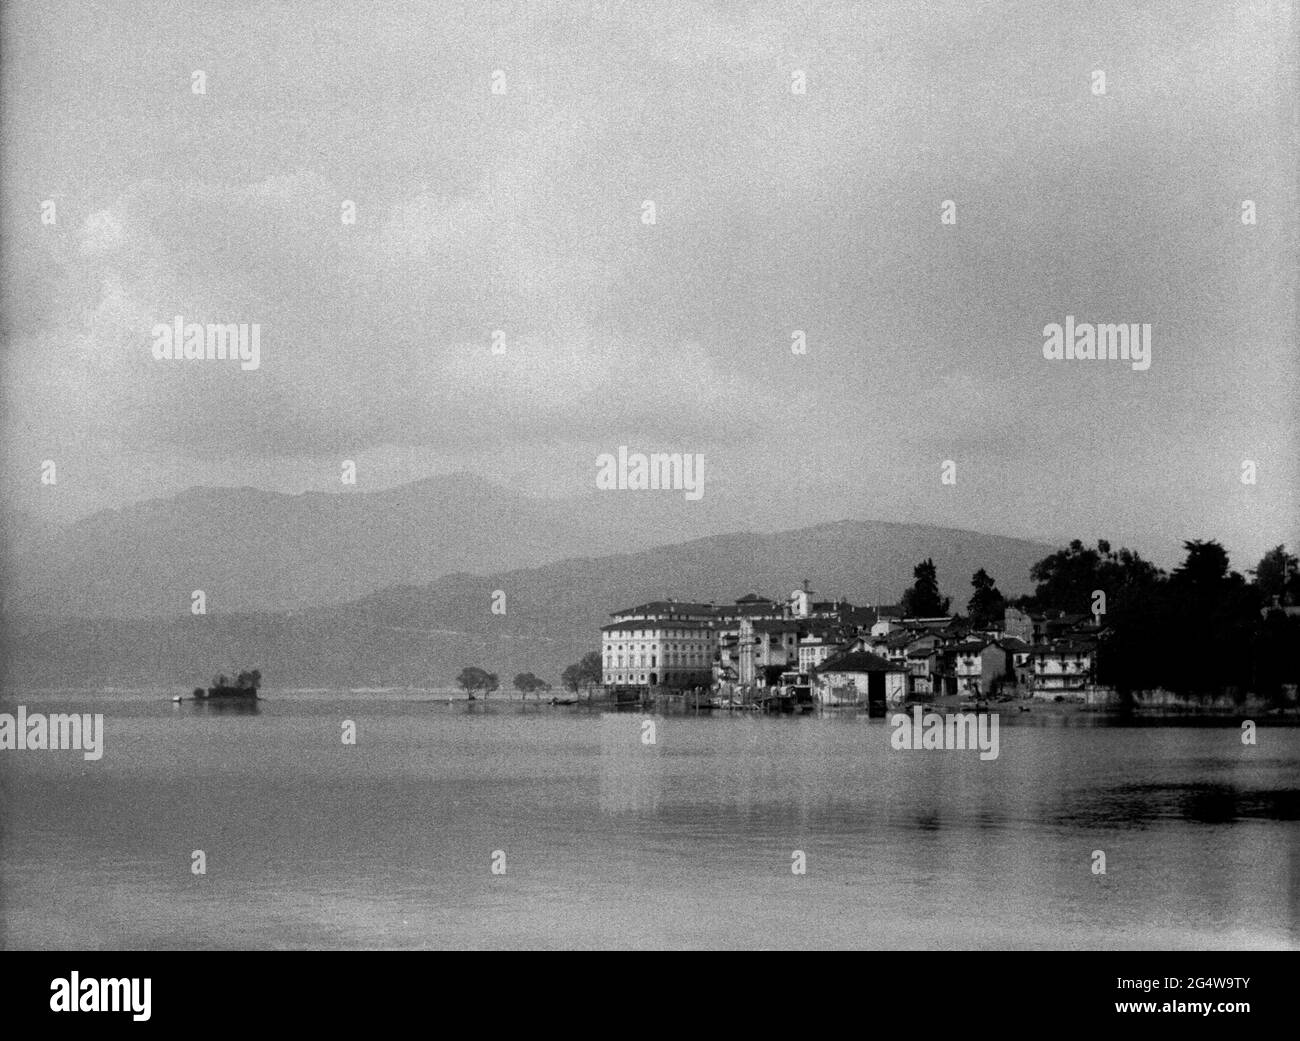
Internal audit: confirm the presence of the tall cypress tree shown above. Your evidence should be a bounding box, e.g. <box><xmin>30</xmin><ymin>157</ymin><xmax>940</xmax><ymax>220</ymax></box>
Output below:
<box><xmin>901</xmin><ymin>558</ymin><xmax>951</xmax><ymax>617</ymax></box>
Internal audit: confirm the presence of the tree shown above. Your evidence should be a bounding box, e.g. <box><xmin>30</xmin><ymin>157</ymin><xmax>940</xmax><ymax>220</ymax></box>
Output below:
<box><xmin>1020</xmin><ymin>536</ymin><xmax>1293</xmax><ymax>702</ymax></box>
<box><xmin>1251</xmin><ymin>545</ymin><xmax>1299</xmax><ymax>607</ymax></box>
<box><xmin>966</xmin><ymin>569</ymin><xmax>1006</xmax><ymax>629</ymax></box>
<box><xmin>456</xmin><ymin>666</ymin><xmax>497</xmax><ymax>699</ymax></box>
<box><xmin>900</xmin><ymin>558</ymin><xmax>950</xmax><ymax>617</ymax></box>
<box><xmin>1254</xmin><ymin>609</ymin><xmax>1300</xmax><ymax>706</ymax></box>
<box><xmin>1164</xmin><ymin>540</ymin><xmax>1256</xmax><ymax>697</ymax></box>
<box><xmin>561</xmin><ymin>663</ymin><xmax>582</xmax><ymax>694</ymax></box>
<box><xmin>1028</xmin><ymin>539</ymin><xmax>1163</xmax><ymax>615</ymax></box>
<box><xmin>513</xmin><ymin>671</ymin><xmax>548</xmax><ymax>699</ymax></box>
<box><xmin>1170</xmin><ymin>539</ymin><xmax>1235</xmax><ymax>594</ymax></box>
<box><xmin>561</xmin><ymin>652</ymin><xmax>604</xmax><ymax>696</ymax></box>
<box><xmin>578</xmin><ymin>651</ymin><xmax>602</xmax><ymax>686</ymax></box>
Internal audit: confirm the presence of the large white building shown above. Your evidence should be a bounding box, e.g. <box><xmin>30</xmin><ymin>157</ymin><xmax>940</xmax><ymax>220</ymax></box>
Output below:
<box><xmin>601</xmin><ymin>600</ymin><xmax>717</xmax><ymax>688</ymax></box>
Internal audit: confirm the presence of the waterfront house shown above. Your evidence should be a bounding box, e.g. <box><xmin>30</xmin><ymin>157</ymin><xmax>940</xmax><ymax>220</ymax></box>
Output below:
<box><xmin>1028</xmin><ymin>639</ymin><xmax>1096</xmax><ymax>698</ymax></box>
<box><xmin>952</xmin><ymin>639</ymin><xmax>1021</xmax><ymax>697</ymax></box>
<box><xmin>952</xmin><ymin>639</ymin><xmax>989</xmax><ymax>696</ymax></box>
<box><xmin>906</xmin><ymin>647</ymin><xmax>942</xmax><ymax>696</ymax></box>
<box><xmin>814</xmin><ymin>649</ymin><xmax>908</xmax><ymax>709</ymax></box>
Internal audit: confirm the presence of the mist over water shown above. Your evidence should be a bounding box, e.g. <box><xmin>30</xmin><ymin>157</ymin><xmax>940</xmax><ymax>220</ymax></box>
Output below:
<box><xmin>2</xmin><ymin>692</ymin><xmax>1296</xmax><ymax>950</ymax></box>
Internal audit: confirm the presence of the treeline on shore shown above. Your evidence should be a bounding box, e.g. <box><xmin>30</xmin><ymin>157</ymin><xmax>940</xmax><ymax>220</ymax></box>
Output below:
<box><xmin>1018</xmin><ymin>540</ymin><xmax>1296</xmax><ymax>703</ymax></box>
<box><xmin>453</xmin><ymin>661</ymin><xmax>599</xmax><ymax>699</ymax></box>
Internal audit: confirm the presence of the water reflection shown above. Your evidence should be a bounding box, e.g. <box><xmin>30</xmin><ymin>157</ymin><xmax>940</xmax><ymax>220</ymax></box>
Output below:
<box><xmin>3</xmin><ymin>695</ymin><xmax>1296</xmax><ymax>949</ymax></box>
<box><xmin>598</xmin><ymin>712</ymin><xmax>661</xmax><ymax>814</ymax></box>
<box><xmin>176</xmin><ymin>697</ymin><xmax>262</xmax><ymax>716</ymax></box>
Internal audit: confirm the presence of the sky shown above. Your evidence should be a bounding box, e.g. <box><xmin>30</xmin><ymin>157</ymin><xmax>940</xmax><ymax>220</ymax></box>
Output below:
<box><xmin>2</xmin><ymin>0</ymin><xmax>1296</xmax><ymax>571</ymax></box>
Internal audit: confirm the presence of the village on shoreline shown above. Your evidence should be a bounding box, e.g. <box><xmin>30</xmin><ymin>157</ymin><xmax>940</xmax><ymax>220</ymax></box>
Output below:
<box><xmin>595</xmin><ymin>586</ymin><xmax>1111</xmax><ymax>714</ymax></box>
<box><xmin>557</xmin><ymin>541</ymin><xmax>1300</xmax><ymax>717</ymax></box>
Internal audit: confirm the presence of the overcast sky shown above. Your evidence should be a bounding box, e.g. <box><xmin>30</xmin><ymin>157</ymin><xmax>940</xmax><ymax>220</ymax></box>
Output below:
<box><xmin>2</xmin><ymin>0</ymin><xmax>1296</xmax><ymax>569</ymax></box>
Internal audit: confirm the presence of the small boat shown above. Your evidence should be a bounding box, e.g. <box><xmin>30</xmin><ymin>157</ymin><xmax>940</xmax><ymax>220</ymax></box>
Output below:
<box><xmin>549</xmin><ymin>696</ymin><xmax>578</xmax><ymax>706</ymax></box>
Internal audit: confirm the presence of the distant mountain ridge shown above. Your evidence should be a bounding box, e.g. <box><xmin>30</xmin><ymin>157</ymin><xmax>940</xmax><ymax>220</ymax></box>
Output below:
<box><xmin>1</xmin><ymin>517</ymin><xmax>1053</xmax><ymax>689</ymax></box>
<box><xmin>4</xmin><ymin>474</ymin><xmax>1050</xmax><ymax>620</ymax></box>
<box><xmin>4</xmin><ymin>473</ymin><xmax>703</xmax><ymax>617</ymax></box>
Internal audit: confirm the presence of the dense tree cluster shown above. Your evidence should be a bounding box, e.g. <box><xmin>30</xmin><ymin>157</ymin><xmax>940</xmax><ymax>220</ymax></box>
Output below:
<box><xmin>899</xmin><ymin>540</ymin><xmax>1298</xmax><ymax>703</ymax></box>
<box><xmin>1019</xmin><ymin>539</ymin><xmax>1299</xmax><ymax>702</ymax></box>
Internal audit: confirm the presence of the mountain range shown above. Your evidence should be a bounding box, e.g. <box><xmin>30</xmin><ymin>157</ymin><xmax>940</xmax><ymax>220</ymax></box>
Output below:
<box><xmin>1</xmin><ymin>476</ymin><xmax>1055</xmax><ymax>688</ymax></box>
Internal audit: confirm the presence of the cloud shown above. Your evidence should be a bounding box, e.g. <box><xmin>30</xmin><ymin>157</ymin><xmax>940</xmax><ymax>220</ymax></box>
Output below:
<box><xmin>4</xmin><ymin>168</ymin><xmax>787</xmax><ymax>459</ymax></box>
<box><xmin>0</xmin><ymin>0</ymin><xmax>1294</xmax><ymax>564</ymax></box>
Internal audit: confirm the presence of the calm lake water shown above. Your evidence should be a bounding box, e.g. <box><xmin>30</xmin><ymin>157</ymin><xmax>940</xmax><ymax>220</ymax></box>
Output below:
<box><xmin>2</xmin><ymin>691</ymin><xmax>1297</xmax><ymax>950</ymax></box>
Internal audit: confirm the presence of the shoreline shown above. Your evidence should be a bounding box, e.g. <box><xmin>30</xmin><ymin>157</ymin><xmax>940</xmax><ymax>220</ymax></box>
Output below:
<box><xmin>3</xmin><ymin>687</ymin><xmax>1298</xmax><ymax>722</ymax></box>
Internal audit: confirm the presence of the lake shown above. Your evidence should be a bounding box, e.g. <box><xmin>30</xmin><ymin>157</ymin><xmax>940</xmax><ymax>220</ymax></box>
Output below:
<box><xmin>1</xmin><ymin>692</ymin><xmax>1296</xmax><ymax>949</ymax></box>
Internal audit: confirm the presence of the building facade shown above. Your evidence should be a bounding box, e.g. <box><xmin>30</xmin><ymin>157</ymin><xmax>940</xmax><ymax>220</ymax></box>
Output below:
<box><xmin>600</xmin><ymin>600</ymin><xmax>717</xmax><ymax>688</ymax></box>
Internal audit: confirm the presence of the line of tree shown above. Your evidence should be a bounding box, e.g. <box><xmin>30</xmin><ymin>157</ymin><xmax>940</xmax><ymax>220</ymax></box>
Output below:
<box><xmin>456</xmin><ymin>657</ymin><xmax>604</xmax><ymax>699</ymax></box>
<box><xmin>454</xmin><ymin>657</ymin><xmax>604</xmax><ymax>700</ymax></box>
<box><xmin>454</xmin><ymin>667</ymin><xmax>563</xmax><ymax>700</ymax></box>
<box><xmin>454</xmin><ymin>655</ymin><xmax>602</xmax><ymax>700</ymax></box>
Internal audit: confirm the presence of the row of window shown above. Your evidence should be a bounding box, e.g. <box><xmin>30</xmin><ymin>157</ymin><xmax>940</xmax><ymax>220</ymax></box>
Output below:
<box><xmin>604</xmin><ymin>671</ymin><xmax>712</xmax><ymax>684</ymax></box>
<box><xmin>606</xmin><ymin>656</ymin><xmax>706</xmax><ymax>668</ymax></box>
<box><xmin>605</xmin><ymin>639</ymin><xmax>710</xmax><ymax>649</ymax></box>
<box><xmin>605</xmin><ymin>630</ymin><xmax>714</xmax><ymax>641</ymax></box>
